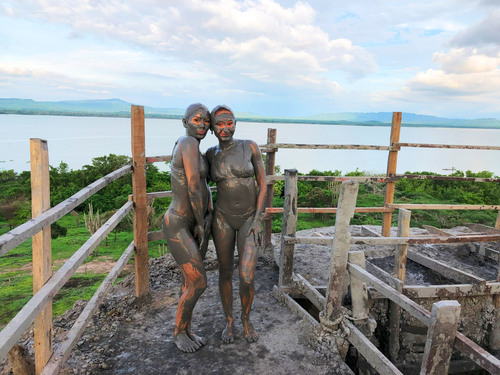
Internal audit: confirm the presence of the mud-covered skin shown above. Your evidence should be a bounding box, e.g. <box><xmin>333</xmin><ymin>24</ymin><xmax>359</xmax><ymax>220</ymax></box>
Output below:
<box><xmin>206</xmin><ymin>105</ymin><xmax>266</xmax><ymax>343</ymax></box>
<box><xmin>163</xmin><ymin>103</ymin><xmax>213</xmax><ymax>353</ymax></box>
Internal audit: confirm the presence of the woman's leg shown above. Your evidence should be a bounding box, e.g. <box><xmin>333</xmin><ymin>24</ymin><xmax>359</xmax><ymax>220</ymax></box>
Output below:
<box><xmin>164</xmin><ymin>212</ymin><xmax>207</xmax><ymax>353</ymax></box>
<box><xmin>212</xmin><ymin>209</ymin><xmax>236</xmax><ymax>343</ymax></box>
<box><xmin>237</xmin><ymin>215</ymin><xmax>259</xmax><ymax>342</ymax></box>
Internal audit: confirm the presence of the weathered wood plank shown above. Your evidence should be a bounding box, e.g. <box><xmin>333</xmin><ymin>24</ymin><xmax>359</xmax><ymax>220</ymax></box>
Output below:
<box><xmin>396</xmin><ymin>142</ymin><xmax>500</xmax><ymax>151</ymax></box>
<box><xmin>361</xmin><ymin>226</ymin><xmax>381</xmax><ymax>237</ymax></box>
<box><xmin>266</xmin><ymin>174</ymin><xmax>500</xmax><ymax>183</ymax></box>
<box><xmin>455</xmin><ymin>332</ymin><xmax>500</xmax><ymax>374</ymax></box>
<box><xmin>41</xmin><ymin>241</ymin><xmax>135</xmax><ymax>375</ymax></box>
<box><xmin>131</xmin><ymin>105</ymin><xmax>149</xmax><ymax>297</ymax></box>
<box><xmin>382</xmin><ymin>112</ymin><xmax>402</xmax><ymax>236</ymax></box>
<box><xmin>294</xmin><ymin>273</ymin><xmax>325</xmax><ymax>311</ymax></box>
<box><xmin>420</xmin><ymin>301</ymin><xmax>461</xmax><ymax>375</ymax></box>
<box><xmin>279</xmin><ymin>169</ymin><xmax>298</xmax><ymax>287</ymax></box>
<box><xmin>273</xmin><ymin>286</ymin><xmax>319</xmax><ymax>327</ymax></box>
<box><xmin>403</xmin><ymin>282</ymin><xmax>500</xmax><ymax>299</ymax></box>
<box><xmin>323</xmin><ymin>181</ymin><xmax>359</xmax><ymax>323</ymax></box>
<box><xmin>147</xmin><ymin>230</ymin><xmax>164</xmax><ymax>242</ymax></box>
<box><xmin>400</xmin><ymin>174</ymin><xmax>500</xmax><ymax>183</ymax></box>
<box><xmin>266</xmin><ymin>143</ymin><xmax>391</xmax><ymax>151</ymax></box>
<box><xmin>30</xmin><ymin>138</ymin><xmax>53</xmax><ymax>375</ymax></box>
<box><xmin>0</xmin><ymin>201</ymin><xmax>133</xmax><ymax>361</ymax></box>
<box><xmin>145</xmin><ymin>155</ymin><xmax>172</xmax><ymax>163</ymax></box>
<box><xmin>348</xmin><ymin>263</ymin><xmax>432</xmax><ymax>326</ymax></box>
<box><xmin>264</xmin><ymin>128</ymin><xmax>277</xmax><ymax>251</ymax></box>
<box><xmin>348</xmin><ymin>252</ymin><xmax>370</xmax><ymax>324</ymax></box>
<box><xmin>0</xmin><ymin>164</ymin><xmax>132</xmax><ymax>257</ymax></box>
<box><xmin>266</xmin><ymin>207</ymin><xmax>392</xmax><ymax>214</ymax></box>
<box><xmin>365</xmin><ymin>260</ymin><xmax>398</xmax><ymax>289</ymax></box>
<box><xmin>407</xmin><ymin>249</ymin><xmax>485</xmax><ymax>284</ymax></box>
<box><xmin>351</xmin><ymin>234</ymin><xmax>500</xmax><ymax>245</ymax></box>
<box><xmin>422</xmin><ymin>225</ymin><xmax>455</xmax><ymax>236</ymax></box>
<box><xmin>345</xmin><ymin>320</ymin><xmax>403</xmax><ymax>375</ymax></box>
<box><xmin>465</xmin><ymin>223</ymin><xmax>500</xmax><ymax>234</ymax></box>
<box><xmin>389</xmin><ymin>203</ymin><xmax>500</xmax><ymax>210</ymax></box>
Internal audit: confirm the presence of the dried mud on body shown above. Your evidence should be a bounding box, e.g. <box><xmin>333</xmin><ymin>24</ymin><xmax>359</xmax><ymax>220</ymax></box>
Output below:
<box><xmin>43</xmin><ymin>236</ymin><xmax>351</xmax><ymax>375</ymax></box>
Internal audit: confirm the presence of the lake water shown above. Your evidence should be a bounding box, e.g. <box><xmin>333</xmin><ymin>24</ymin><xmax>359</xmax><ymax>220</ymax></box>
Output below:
<box><xmin>1</xmin><ymin>114</ymin><xmax>500</xmax><ymax>175</ymax></box>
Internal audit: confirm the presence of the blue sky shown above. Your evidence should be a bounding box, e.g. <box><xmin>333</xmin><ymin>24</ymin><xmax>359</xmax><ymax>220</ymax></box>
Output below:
<box><xmin>1</xmin><ymin>0</ymin><xmax>500</xmax><ymax>118</ymax></box>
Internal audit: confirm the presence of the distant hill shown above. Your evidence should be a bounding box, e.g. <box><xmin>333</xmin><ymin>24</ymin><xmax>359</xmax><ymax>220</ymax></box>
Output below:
<box><xmin>1</xmin><ymin>98</ymin><xmax>500</xmax><ymax>129</ymax></box>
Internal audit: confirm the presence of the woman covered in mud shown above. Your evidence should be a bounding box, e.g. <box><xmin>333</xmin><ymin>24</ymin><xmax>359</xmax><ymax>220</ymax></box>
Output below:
<box><xmin>163</xmin><ymin>103</ymin><xmax>212</xmax><ymax>353</ymax></box>
<box><xmin>206</xmin><ymin>105</ymin><xmax>266</xmax><ymax>343</ymax></box>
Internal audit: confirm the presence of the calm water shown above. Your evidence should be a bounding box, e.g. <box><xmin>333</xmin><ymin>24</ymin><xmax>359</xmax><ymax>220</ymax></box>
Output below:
<box><xmin>1</xmin><ymin>114</ymin><xmax>500</xmax><ymax>175</ymax></box>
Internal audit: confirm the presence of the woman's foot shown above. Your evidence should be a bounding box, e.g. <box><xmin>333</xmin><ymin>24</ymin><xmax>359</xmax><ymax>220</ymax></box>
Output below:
<box><xmin>242</xmin><ymin>316</ymin><xmax>258</xmax><ymax>343</ymax></box>
<box><xmin>221</xmin><ymin>320</ymin><xmax>235</xmax><ymax>343</ymax></box>
<box><xmin>174</xmin><ymin>332</ymin><xmax>201</xmax><ymax>353</ymax></box>
<box><xmin>188</xmin><ymin>330</ymin><xmax>206</xmax><ymax>347</ymax></box>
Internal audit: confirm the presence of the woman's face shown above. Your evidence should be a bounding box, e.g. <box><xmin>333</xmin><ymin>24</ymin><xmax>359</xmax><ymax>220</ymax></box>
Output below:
<box><xmin>184</xmin><ymin>108</ymin><xmax>210</xmax><ymax>140</ymax></box>
<box><xmin>213</xmin><ymin>111</ymin><xmax>236</xmax><ymax>142</ymax></box>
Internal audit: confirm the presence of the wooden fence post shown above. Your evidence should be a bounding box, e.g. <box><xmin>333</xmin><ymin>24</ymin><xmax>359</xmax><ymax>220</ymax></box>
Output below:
<box><xmin>279</xmin><ymin>169</ymin><xmax>298</xmax><ymax>288</ymax></box>
<box><xmin>389</xmin><ymin>208</ymin><xmax>411</xmax><ymax>361</ymax></box>
<box><xmin>264</xmin><ymin>128</ymin><xmax>277</xmax><ymax>251</ymax></box>
<box><xmin>420</xmin><ymin>300</ymin><xmax>461</xmax><ymax>375</ymax></box>
<box><xmin>490</xmin><ymin>230</ymin><xmax>500</xmax><ymax>350</ymax></box>
<box><xmin>496</xmin><ymin>211</ymin><xmax>500</xmax><ymax>230</ymax></box>
<box><xmin>381</xmin><ymin>112</ymin><xmax>402</xmax><ymax>237</ymax></box>
<box><xmin>131</xmin><ymin>105</ymin><xmax>149</xmax><ymax>297</ymax></box>
<box><xmin>30</xmin><ymin>138</ymin><xmax>52</xmax><ymax>375</ymax></box>
<box><xmin>322</xmin><ymin>180</ymin><xmax>359</xmax><ymax>325</ymax></box>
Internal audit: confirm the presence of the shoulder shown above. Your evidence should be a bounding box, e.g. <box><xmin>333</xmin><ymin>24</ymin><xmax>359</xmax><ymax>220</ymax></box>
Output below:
<box><xmin>177</xmin><ymin>135</ymin><xmax>198</xmax><ymax>147</ymax></box>
<box><xmin>242</xmin><ymin>139</ymin><xmax>261</xmax><ymax>154</ymax></box>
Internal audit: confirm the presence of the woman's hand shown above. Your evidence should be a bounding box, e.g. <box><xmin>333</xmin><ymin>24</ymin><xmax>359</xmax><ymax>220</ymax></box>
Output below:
<box><xmin>194</xmin><ymin>223</ymin><xmax>204</xmax><ymax>246</ymax></box>
<box><xmin>247</xmin><ymin>216</ymin><xmax>262</xmax><ymax>246</ymax></box>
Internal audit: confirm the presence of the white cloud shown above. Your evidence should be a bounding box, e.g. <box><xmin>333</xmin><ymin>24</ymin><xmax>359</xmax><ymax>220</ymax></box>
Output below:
<box><xmin>433</xmin><ymin>48</ymin><xmax>500</xmax><ymax>74</ymax></box>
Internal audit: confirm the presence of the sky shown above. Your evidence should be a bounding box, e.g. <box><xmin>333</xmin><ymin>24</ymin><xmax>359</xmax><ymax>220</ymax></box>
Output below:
<box><xmin>1</xmin><ymin>0</ymin><xmax>500</xmax><ymax>119</ymax></box>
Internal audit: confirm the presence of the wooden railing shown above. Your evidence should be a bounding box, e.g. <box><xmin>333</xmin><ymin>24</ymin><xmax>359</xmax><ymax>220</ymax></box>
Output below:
<box><xmin>0</xmin><ymin>106</ymin><xmax>149</xmax><ymax>375</ymax></box>
<box><xmin>273</xmin><ymin>170</ymin><xmax>500</xmax><ymax>374</ymax></box>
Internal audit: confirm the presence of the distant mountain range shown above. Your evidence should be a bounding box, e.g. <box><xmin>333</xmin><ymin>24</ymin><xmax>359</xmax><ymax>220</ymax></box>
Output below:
<box><xmin>1</xmin><ymin>98</ymin><xmax>500</xmax><ymax>129</ymax></box>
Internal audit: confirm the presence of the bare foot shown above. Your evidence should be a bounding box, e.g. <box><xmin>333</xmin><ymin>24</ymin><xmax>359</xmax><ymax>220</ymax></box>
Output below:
<box><xmin>242</xmin><ymin>316</ymin><xmax>258</xmax><ymax>343</ymax></box>
<box><xmin>221</xmin><ymin>320</ymin><xmax>235</xmax><ymax>344</ymax></box>
<box><xmin>174</xmin><ymin>332</ymin><xmax>201</xmax><ymax>353</ymax></box>
<box><xmin>188</xmin><ymin>330</ymin><xmax>206</xmax><ymax>347</ymax></box>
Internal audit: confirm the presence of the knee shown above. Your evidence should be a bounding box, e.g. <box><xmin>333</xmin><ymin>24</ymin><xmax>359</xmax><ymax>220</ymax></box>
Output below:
<box><xmin>239</xmin><ymin>273</ymin><xmax>254</xmax><ymax>287</ymax></box>
<box><xmin>193</xmin><ymin>274</ymin><xmax>207</xmax><ymax>293</ymax></box>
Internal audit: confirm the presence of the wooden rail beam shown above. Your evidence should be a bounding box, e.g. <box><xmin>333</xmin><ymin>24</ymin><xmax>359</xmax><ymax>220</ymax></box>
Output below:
<box><xmin>263</xmin><ymin>128</ymin><xmax>277</xmax><ymax>251</ymax></box>
<box><xmin>0</xmin><ymin>202</ymin><xmax>133</xmax><ymax>361</ymax></box>
<box><xmin>265</xmin><ymin>143</ymin><xmax>391</xmax><ymax>151</ymax></box>
<box><xmin>131</xmin><ymin>105</ymin><xmax>149</xmax><ymax>297</ymax></box>
<box><xmin>41</xmin><ymin>241</ymin><xmax>135</xmax><ymax>375</ymax></box>
<box><xmin>395</xmin><ymin>142</ymin><xmax>500</xmax><ymax>151</ymax></box>
<box><xmin>266</xmin><ymin>207</ymin><xmax>392</xmax><ymax>214</ymax></box>
<box><xmin>145</xmin><ymin>155</ymin><xmax>172</xmax><ymax>163</ymax></box>
<box><xmin>279</xmin><ymin>169</ymin><xmax>298</xmax><ymax>287</ymax></box>
<box><xmin>382</xmin><ymin>112</ymin><xmax>402</xmax><ymax>237</ymax></box>
<box><xmin>420</xmin><ymin>301</ymin><xmax>461</xmax><ymax>375</ymax></box>
<box><xmin>0</xmin><ymin>164</ymin><xmax>132</xmax><ymax>257</ymax></box>
<box><xmin>389</xmin><ymin>203</ymin><xmax>500</xmax><ymax>210</ymax></box>
<box><xmin>322</xmin><ymin>181</ymin><xmax>359</xmax><ymax>324</ymax></box>
<box><xmin>30</xmin><ymin>138</ymin><xmax>52</xmax><ymax>375</ymax></box>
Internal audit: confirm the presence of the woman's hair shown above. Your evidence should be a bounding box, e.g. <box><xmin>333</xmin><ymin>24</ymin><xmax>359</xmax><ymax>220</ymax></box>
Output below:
<box><xmin>183</xmin><ymin>103</ymin><xmax>209</xmax><ymax>121</ymax></box>
<box><xmin>210</xmin><ymin>105</ymin><xmax>235</xmax><ymax>129</ymax></box>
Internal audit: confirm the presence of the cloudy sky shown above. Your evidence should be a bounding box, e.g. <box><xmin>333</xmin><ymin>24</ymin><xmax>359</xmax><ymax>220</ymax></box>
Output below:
<box><xmin>1</xmin><ymin>0</ymin><xmax>500</xmax><ymax>118</ymax></box>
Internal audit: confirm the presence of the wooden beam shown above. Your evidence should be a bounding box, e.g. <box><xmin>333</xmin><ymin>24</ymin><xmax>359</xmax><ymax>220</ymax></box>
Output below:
<box><xmin>0</xmin><ymin>165</ymin><xmax>132</xmax><ymax>257</ymax></box>
<box><xmin>455</xmin><ymin>332</ymin><xmax>500</xmax><ymax>374</ymax></box>
<box><xmin>420</xmin><ymin>301</ymin><xmax>461</xmax><ymax>375</ymax></box>
<box><xmin>294</xmin><ymin>273</ymin><xmax>325</xmax><ymax>311</ymax></box>
<box><xmin>266</xmin><ymin>206</ymin><xmax>391</xmax><ymax>214</ymax></box>
<box><xmin>407</xmin><ymin>249</ymin><xmax>485</xmax><ymax>284</ymax></box>
<box><xmin>279</xmin><ymin>169</ymin><xmax>298</xmax><ymax>287</ymax></box>
<box><xmin>389</xmin><ymin>203</ymin><xmax>500</xmax><ymax>210</ymax></box>
<box><xmin>382</xmin><ymin>112</ymin><xmax>402</xmax><ymax>236</ymax></box>
<box><xmin>263</xmin><ymin>128</ymin><xmax>277</xmax><ymax>251</ymax></box>
<box><xmin>396</xmin><ymin>142</ymin><xmax>500</xmax><ymax>151</ymax></box>
<box><xmin>266</xmin><ymin>143</ymin><xmax>391</xmax><ymax>151</ymax></box>
<box><xmin>465</xmin><ymin>223</ymin><xmax>500</xmax><ymax>234</ymax></box>
<box><xmin>361</xmin><ymin>226</ymin><xmax>381</xmax><ymax>237</ymax></box>
<box><xmin>41</xmin><ymin>241</ymin><xmax>135</xmax><ymax>375</ymax></box>
<box><xmin>496</xmin><ymin>211</ymin><xmax>500</xmax><ymax>230</ymax></box>
<box><xmin>273</xmin><ymin>286</ymin><xmax>319</xmax><ymax>327</ymax></box>
<box><xmin>351</xmin><ymin>233</ymin><xmax>500</xmax><ymax>245</ymax></box>
<box><xmin>365</xmin><ymin>260</ymin><xmax>398</xmax><ymax>289</ymax></box>
<box><xmin>145</xmin><ymin>155</ymin><xmax>172</xmax><ymax>163</ymax></box>
<box><xmin>131</xmin><ymin>105</ymin><xmax>149</xmax><ymax>297</ymax></box>
<box><xmin>267</xmin><ymin>175</ymin><xmax>397</xmax><ymax>182</ymax></box>
<box><xmin>345</xmin><ymin>320</ymin><xmax>403</xmax><ymax>375</ymax></box>
<box><xmin>422</xmin><ymin>225</ymin><xmax>455</xmax><ymax>237</ymax></box>
<box><xmin>323</xmin><ymin>181</ymin><xmax>359</xmax><ymax>323</ymax></box>
<box><xmin>0</xmin><ymin>202</ymin><xmax>133</xmax><ymax>361</ymax></box>
<box><xmin>403</xmin><ymin>282</ymin><xmax>500</xmax><ymax>299</ymax></box>
<box><xmin>30</xmin><ymin>138</ymin><xmax>52</xmax><ymax>375</ymax></box>
<box><xmin>348</xmin><ymin>263</ymin><xmax>432</xmax><ymax>326</ymax></box>
<box><xmin>348</xmin><ymin>252</ymin><xmax>370</xmax><ymax>330</ymax></box>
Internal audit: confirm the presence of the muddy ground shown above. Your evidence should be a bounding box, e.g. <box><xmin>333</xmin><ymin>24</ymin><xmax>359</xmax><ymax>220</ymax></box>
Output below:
<box><xmin>1</xmin><ymin>230</ymin><xmax>353</xmax><ymax>375</ymax></box>
<box><xmin>2</xmin><ymin>224</ymin><xmax>499</xmax><ymax>374</ymax></box>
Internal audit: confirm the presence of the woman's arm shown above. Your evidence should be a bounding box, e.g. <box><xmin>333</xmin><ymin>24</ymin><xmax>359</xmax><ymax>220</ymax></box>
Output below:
<box><xmin>247</xmin><ymin>140</ymin><xmax>267</xmax><ymax>241</ymax></box>
<box><xmin>179</xmin><ymin>137</ymin><xmax>205</xmax><ymax>228</ymax></box>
